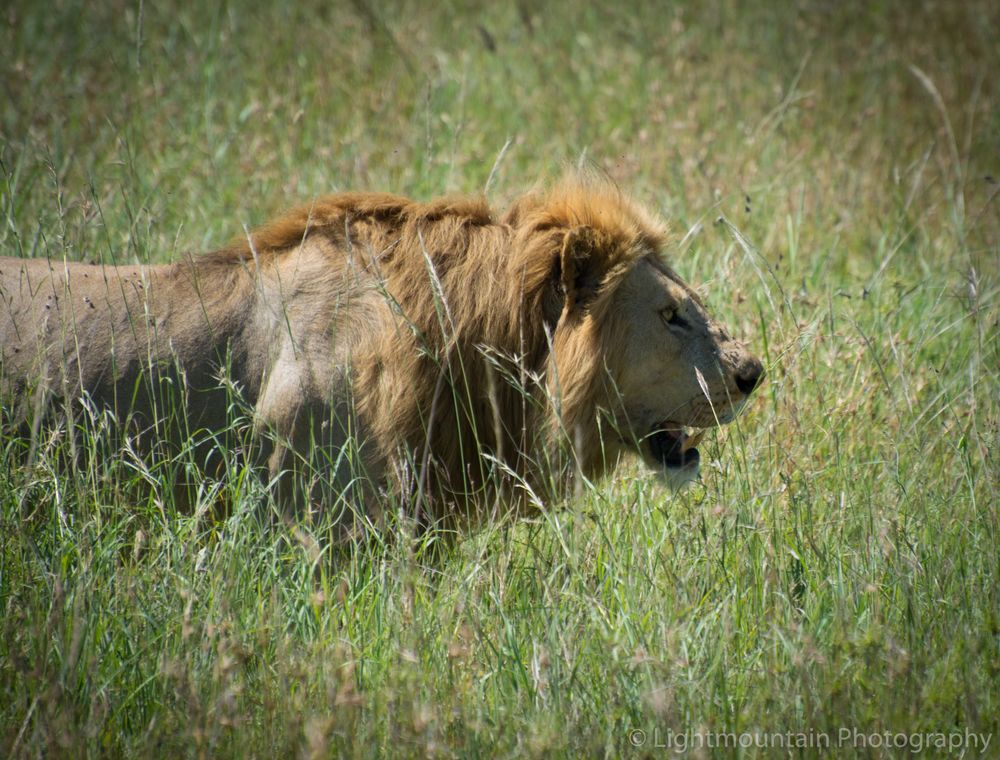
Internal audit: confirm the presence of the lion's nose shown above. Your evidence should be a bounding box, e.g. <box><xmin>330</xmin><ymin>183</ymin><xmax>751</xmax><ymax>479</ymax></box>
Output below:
<box><xmin>735</xmin><ymin>359</ymin><xmax>764</xmax><ymax>396</ymax></box>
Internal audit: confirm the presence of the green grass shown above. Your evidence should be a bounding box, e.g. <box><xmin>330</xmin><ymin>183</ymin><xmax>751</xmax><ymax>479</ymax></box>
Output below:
<box><xmin>2</xmin><ymin>0</ymin><xmax>998</xmax><ymax>757</ymax></box>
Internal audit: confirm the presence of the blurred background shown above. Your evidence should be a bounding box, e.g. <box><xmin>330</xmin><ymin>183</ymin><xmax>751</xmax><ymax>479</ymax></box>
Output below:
<box><xmin>3</xmin><ymin>0</ymin><xmax>996</xmax><ymax>267</ymax></box>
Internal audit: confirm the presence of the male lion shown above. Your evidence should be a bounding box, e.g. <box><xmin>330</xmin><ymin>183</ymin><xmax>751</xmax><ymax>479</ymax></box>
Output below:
<box><xmin>0</xmin><ymin>179</ymin><xmax>763</xmax><ymax>532</ymax></box>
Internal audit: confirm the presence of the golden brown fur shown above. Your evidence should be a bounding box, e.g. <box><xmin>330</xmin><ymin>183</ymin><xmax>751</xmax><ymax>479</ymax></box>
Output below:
<box><xmin>0</xmin><ymin>178</ymin><xmax>763</xmax><ymax>533</ymax></box>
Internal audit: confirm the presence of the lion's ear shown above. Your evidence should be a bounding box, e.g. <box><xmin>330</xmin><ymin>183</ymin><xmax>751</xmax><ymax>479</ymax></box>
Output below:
<box><xmin>558</xmin><ymin>226</ymin><xmax>604</xmax><ymax>314</ymax></box>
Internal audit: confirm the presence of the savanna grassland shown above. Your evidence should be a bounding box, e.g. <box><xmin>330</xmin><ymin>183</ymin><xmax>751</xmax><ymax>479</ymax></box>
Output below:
<box><xmin>1</xmin><ymin>1</ymin><xmax>998</xmax><ymax>757</ymax></box>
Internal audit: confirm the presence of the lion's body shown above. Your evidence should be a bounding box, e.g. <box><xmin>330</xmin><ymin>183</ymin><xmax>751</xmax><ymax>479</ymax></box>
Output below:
<box><xmin>0</xmin><ymin>181</ymin><xmax>763</xmax><ymax>531</ymax></box>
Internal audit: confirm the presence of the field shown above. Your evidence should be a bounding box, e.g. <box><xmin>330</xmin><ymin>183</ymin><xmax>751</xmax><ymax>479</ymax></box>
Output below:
<box><xmin>2</xmin><ymin>0</ymin><xmax>998</xmax><ymax>757</ymax></box>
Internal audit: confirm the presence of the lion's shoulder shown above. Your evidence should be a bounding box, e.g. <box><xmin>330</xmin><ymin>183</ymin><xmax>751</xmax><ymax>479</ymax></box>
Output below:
<box><xmin>206</xmin><ymin>192</ymin><xmax>495</xmax><ymax>265</ymax></box>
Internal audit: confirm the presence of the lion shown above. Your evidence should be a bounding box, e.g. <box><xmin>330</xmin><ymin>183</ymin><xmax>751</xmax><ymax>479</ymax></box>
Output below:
<box><xmin>0</xmin><ymin>178</ymin><xmax>763</xmax><ymax>534</ymax></box>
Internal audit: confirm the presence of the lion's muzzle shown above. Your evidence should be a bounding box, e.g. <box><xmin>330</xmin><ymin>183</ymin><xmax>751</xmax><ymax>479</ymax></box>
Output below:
<box><xmin>734</xmin><ymin>356</ymin><xmax>765</xmax><ymax>397</ymax></box>
<box><xmin>648</xmin><ymin>426</ymin><xmax>702</xmax><ymax>471</ymax></box>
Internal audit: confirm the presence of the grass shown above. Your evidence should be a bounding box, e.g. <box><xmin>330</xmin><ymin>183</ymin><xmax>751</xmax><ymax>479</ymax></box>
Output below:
<box><xmin>2</xmin><ymin>0</ymin><xmax>998</xmax><ymax>756</ymax></box>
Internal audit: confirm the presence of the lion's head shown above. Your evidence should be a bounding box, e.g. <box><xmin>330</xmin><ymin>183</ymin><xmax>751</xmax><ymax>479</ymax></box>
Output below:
<box><xmin>605</xmin><ymin>255</ymin><xmax>763</xmax><ymax>487</ymax></box>
<box><xmin>509</xmin><ymin>181</ymin><xmax>764</xmax><ymax>489</ymax></box>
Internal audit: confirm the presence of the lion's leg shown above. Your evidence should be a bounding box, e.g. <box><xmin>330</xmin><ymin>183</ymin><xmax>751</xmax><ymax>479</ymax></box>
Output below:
<box><xmin>256</xmin><ymin>394</ymin><xmax>310</xmax><ymax>521</ymax></box>
<box><xmin>257</xmin><ymin>386</ymin><xmax>381</xmax><ymax>538</ymax></box>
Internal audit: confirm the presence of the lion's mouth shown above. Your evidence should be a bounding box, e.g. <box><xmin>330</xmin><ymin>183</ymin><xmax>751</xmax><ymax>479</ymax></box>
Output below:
<box><xmin>647</xmin><ymin>424</ymin><xmax>705</xmax><ymax>470</ymax></box>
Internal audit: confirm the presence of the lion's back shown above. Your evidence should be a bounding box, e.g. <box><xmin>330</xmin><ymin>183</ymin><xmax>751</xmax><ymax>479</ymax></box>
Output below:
<box><xmin>0</xmin><ymin>256</ymin><xmax>216</xmax><ymax>414</ymax></box>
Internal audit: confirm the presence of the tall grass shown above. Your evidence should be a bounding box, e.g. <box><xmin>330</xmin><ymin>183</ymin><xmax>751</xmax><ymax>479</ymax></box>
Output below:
<box><xmin>2</xmin><ymin>0</ymin><xmax>998</xmax><ymax>757</ymax></box>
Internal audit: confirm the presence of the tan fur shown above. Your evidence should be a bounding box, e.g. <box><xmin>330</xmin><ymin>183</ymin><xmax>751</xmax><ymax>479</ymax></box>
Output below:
<box><xmin>0</xmin><ymin>178</ymin><xmax>763</xmax><ymax>533</ymax></box>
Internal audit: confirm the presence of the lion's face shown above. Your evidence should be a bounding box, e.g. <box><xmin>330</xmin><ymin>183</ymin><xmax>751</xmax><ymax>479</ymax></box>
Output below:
<box><xmin>607</xmin><ymin>256</ymin><xmax>764</xmax><ymax>487</ymax></box>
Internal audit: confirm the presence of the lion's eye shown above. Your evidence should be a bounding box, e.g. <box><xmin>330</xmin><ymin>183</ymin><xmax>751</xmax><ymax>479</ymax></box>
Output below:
<box><xmin>661</xmin><ymin>307</ymin><xmax>688</xmax><ymax>329</ymax></box>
